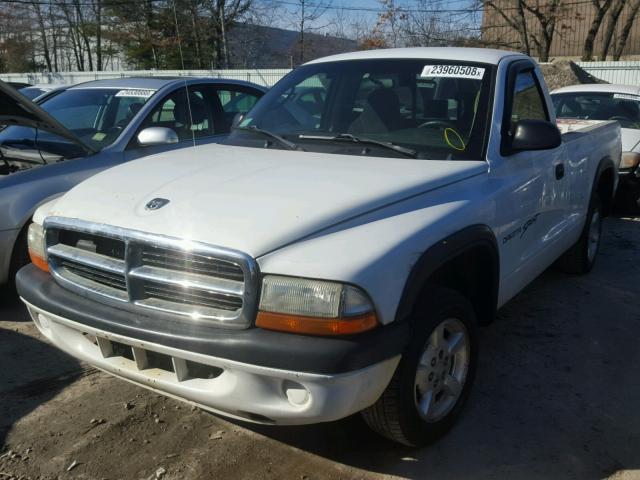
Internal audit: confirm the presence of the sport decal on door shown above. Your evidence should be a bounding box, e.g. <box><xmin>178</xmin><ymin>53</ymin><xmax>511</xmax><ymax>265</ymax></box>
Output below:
<box><xmin>502</xmin><ymin>213</ymin><xmax>540</xmax><ymax>244</ymax></box>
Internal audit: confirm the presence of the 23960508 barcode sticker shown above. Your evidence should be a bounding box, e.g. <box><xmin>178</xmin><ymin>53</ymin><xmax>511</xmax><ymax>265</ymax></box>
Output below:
<box><xmin>420</xmin><ymin>65</ymin><xmax>485</xmax><ymax>80</ymax></box>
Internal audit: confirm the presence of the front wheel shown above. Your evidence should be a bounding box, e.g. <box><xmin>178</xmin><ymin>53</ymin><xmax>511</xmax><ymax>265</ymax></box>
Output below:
<box><xmin>361</xmin><ymin>287</ymin><xmax>477</xmax><ymax>446</ymax></box>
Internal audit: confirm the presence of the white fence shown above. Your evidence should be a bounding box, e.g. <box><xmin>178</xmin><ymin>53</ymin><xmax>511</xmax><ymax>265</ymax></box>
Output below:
<box><xmin>0</xmin><ymin>69</ymin><xmax>292</xmax><ymax>88</ymax></box>
<box><xmin>577</xmin><ymin>61</ymin><xmax>640</xmax><ymax>86</ymax></box>
<box><xmin>3</xmin><ymin>63</ymin><xmax>640</xmax><ymax>87</ymax></box>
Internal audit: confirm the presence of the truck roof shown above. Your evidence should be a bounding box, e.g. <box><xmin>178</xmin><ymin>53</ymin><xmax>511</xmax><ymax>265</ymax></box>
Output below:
<box><xmin>305</xmin><ymin>47</ymin><xmax>528</xmax><ymax>66</ymax></box>
<box><xmin>551</xmin><ymin>83</ymin><xmax>640</xmax><ymax>96</ymax></box>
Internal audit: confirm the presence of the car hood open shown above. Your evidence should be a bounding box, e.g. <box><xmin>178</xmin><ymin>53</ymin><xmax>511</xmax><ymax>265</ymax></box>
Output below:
<box><xmin>47</xmin><ymin>144</ymin><xmax>488</xmax><ymax>257</ymax></box>
<box><xmin>0</xmin><ymin>80</ymin><xmax>95</xmax><ymax>155</ymax></box>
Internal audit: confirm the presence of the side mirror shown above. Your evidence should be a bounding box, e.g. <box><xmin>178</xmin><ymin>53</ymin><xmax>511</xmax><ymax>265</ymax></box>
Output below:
<box><xmin>509</xmin><ymin>119</ymin><xmax>562</xmax><ymax>153</ymax></box>
<box><xmin>231</xmin><ymin>113</ymin><xmax>244</xmax><ymax>128</ymax></box>
<box><xmin>137</xmin><ymin>127</ymin><xmax>179</xmax><ymax>147</ymax></box>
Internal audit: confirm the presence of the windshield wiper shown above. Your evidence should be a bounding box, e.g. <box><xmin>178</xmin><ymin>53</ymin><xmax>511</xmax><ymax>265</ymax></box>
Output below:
<box><xmin>298</xmin><ymin>133</ymin><xmax>417</xmax><ymax>158</ymax></box>
<box><xmin>233</xmin><ymin>125</ymin><xmax>299</xmax><ymax>151</ymax></box>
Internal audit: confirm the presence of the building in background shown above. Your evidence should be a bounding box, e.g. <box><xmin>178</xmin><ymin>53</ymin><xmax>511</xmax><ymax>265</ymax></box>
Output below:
<box><xmin>481</xmin><ymin>0</ymin><xmax>640</xmax><ymax>60</ymax></box>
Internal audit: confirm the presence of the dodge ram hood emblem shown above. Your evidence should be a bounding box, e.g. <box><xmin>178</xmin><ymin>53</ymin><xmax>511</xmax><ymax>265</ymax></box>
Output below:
<box><xmin>145</xmin><ymin>198</ymin><xmax>170</xmax><ymax>211</ymax></box>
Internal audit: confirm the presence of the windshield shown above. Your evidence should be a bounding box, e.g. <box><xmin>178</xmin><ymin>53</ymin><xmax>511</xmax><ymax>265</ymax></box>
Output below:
<box><xmin>223</xmin><ymin>59</ymin><xmax>493</xmax><ymax>160</ymax></box>
<box><xmin>0</xmin><ymin>87</ymin><xmax>155</xmax><ymax>164</ymax></box>
<box><xmin>553</xmin><ymin>92</ymin><xmax>640</xmax><ymax>129</ymax></box>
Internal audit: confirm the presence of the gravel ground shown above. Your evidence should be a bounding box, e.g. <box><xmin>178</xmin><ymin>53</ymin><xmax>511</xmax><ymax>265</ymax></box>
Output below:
<box><xmin>1</xmin><ymin>216</ymin><xmax>639</xmax><ymax>480</ymax></box>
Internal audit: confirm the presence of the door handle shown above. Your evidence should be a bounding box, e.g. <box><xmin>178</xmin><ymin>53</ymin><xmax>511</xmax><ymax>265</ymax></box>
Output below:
<box><xmin>555</xmin><ymin>163</ymin><xmax>565</xmax><ymax>180</ymax></box>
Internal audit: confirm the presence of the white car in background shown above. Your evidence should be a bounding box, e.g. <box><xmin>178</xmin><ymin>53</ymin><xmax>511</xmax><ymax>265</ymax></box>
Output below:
<box><xmin>552</xmin><ymin>84</ymin><xmax>640</xmax><ymax>209</ymax></box>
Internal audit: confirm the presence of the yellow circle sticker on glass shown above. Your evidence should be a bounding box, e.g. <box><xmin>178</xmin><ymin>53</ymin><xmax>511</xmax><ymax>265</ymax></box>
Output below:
<box><xmin>444</xmin><ymin>128</ymin><xmax>465</xmax><ymax>151</ymax></box>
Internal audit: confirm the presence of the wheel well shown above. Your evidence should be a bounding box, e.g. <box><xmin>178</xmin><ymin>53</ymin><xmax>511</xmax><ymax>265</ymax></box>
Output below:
<box><xmin>597</xmin><ymin>167</ymin><xmax>615</xmax><ymax>217</ymax></box>
<box><xmin>11</xmin><ymin>221</ymin><xmax>30</xmax><ymax>262</ymax></box>
<box><xmin>423</xmin><ymin>245</ymin><xmax>498</xmax><ymax>326</ymax></box>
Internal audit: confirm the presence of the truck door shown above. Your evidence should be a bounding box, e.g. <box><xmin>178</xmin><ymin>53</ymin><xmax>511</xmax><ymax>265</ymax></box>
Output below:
<box><xmin>494</xmin><ymin>61</ymin><xmax>569</xmax><ymax>303</ymax></box>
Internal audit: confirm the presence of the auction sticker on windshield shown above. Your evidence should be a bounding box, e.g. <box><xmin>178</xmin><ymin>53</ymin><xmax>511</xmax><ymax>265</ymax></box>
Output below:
<box><xmin>115</xmin><ymin>89</ymin><xmax>157</xmax><ymax>98</ymax></box>
<box><xmin>420</xmin><ymin>65</ymin><xmax>485</xmax><ymax>80</ymax></box>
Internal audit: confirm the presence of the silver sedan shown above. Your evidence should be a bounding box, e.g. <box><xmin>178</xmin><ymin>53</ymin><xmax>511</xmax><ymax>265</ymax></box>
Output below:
<box><xmin>0</xmin><ymin>77</ymin><xmax>266</xmax><ymax>292</ymax></box>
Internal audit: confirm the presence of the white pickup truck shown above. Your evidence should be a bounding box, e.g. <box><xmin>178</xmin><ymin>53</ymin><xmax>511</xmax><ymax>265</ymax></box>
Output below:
<box><xmin>18</xmin><ymin>48</ymin><xmax>620</xmax><ymax>447</ymax></box>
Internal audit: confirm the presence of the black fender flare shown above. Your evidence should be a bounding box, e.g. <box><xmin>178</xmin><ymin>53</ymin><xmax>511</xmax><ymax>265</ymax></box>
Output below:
<box><xmin>395</xmin><ymin>224</ymin><xmax>500</xmax><ymax>326</ymax></box>
<box><xmin>591</xmin><ymin>156</ymin><xmax>617</xmax><ymax>216</ymax></box>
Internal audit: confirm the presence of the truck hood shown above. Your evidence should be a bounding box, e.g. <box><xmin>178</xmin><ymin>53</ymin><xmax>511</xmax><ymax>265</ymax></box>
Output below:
<box><xmin>49</xmin><ymin>144</ymin><xmax>487</xmax><ymax>257</ymax></box>
<box><xmin>0</xmin><ymin>80</ymin><xmax>95</xmax><ymax>155</ymax></box>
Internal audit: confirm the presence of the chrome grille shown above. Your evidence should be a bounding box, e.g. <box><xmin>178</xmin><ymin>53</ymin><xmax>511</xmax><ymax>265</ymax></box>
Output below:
<box><xmin>141</xmin><ymin>245</ymin><xmax>244</xmax><ymax>281</ymax></box>
<box><xmin>44</xmin><ymin>217</ymin><xmax>258</xmax><ymax>329</ymax></box>
<box><xmin>142</xmin><ymin>280</ymin><xmax>244</xmax><ymax>311</ymax></box>
<box><xmin>60</xmin><ymin>258</ymin><xmax>127</xmax><ymax>291</ymax></box>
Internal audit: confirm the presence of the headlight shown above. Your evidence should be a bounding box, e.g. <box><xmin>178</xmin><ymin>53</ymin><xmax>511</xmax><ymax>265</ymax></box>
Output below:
<box><xmin>620</xmin><ymin>152</ymin><xmax>640</xmax><ymax>169</ymax></box>
<box><xmin>256</xmin><ymin>275</ymin><xmax>378</xmax><ymax>335</ymax></box>
<box><xmin>27</xmin><ymin>223</ymin><xmax>48</xmax><ymax>272</ymax></box>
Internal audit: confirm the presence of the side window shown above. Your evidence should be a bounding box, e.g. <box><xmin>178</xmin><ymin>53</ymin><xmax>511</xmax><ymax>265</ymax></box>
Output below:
<box><xmin>217</xmin><ymin>89</ymin><xmax>259</xmax><ymax>115</ymax></box>
<box><xmin>511</xmin><ymin>71</ymin><xmax>548</xmax><ymax>126</ymax></box>
<box><xmin>186</xmin><ymin>85</ymin><xmax>215</xmax><ymax>138</ymax></box>
<box><xmin>140</xmin><ymin>88</ymin><xmax>190</xmax><ymax>141</ymax></box>
<box><xmin>216</xmin><ymin>87</ymin><xmax>260</xmax><ymax>133</ymax></box>
<box><xmin>293</xmin><ymin>89</ymin><xmax>325</xmax><ymax>117</ymax></box>
<box><xmin>140</xmin><ymin>87</ymin><xmax>214</xmax><ymax>142</ymax></box>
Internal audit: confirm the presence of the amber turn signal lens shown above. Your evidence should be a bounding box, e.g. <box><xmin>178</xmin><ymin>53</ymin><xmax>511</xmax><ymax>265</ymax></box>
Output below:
<box><xmin>29</xmin><ymin>248</ymin><xmax>49</xmax><ymax>272</ymax></box>
<box><xmin>256</xmin><ymin>311</ymin><xmax>378</xmax><ymax>336</ymax></box>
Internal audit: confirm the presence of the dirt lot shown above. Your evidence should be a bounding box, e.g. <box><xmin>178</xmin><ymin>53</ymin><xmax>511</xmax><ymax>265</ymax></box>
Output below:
<box><xmin>1</xmin><ymin>216</ymin><xmax>640</xmax><ymax>480</ymax></box>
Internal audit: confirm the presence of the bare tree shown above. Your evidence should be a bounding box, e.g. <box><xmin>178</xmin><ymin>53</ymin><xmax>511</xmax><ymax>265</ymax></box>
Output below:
<box><xmin>32</xmin><ymin>1</ymin><xmax>53</xmax><ymax>72</ymax></box>
<box><xmin>582</xmin><ymin>0</ymin><xmax>613</xmax><ymax>60</ymax></box>
<box><xmin>93</xmin><ymin>0</ymin><xmax>103</xmax><ymax>70</ymax></box>
<box><xmin>59</xmin><ymin>1</ymin><xmax>85</xmax><ymax>70</ymax></box>
<box><xmin>600</xmin><ymin>0</ymin><xmax>625</xmax><ymax>60</ymax></box>
<box><xmin>187</xmin><ymin>0</ymin><xmax>204</xmax><ymax>68</ymax></box>
<box><xmin>203</xmin><ymin>0</ymin><xmax>252</xmax><ymax>68</ymax></box>
<box><xmin>484</xmin><ymin>0</ymin><xmax>530</xmax><ymax>53</ymax></box>
<box><xmin>48</xmin><ymin>2</ymin><xmax>60</xmax><ymax>71</ymax></box>
<box><xmin>612</xmin><ymin>0</ymin><xmax>640</xmax><ymax>59</ymax></box>
<box><xmin>291</xmin><ymin>0</ymin><xmax>332</xmax><ymax>63</ymax></box>
<box><xmin>522</xmin><ymin>0</ymin><xmax>564</xmax><ymax>62</ymax></box>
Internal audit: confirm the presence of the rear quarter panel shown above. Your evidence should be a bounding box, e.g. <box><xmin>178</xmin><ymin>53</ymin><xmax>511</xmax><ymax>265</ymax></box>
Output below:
<box><xmin>561</xmin><ymin>120</ymin><xmax>621</xmax><ymax>213</ymax></box>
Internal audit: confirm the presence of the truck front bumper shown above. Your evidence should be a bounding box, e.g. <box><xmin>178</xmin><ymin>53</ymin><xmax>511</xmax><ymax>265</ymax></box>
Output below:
<box><xmin>18</xmin><ymin>265</ymin><xmax>407</xmax><ymax>425</ymax></box>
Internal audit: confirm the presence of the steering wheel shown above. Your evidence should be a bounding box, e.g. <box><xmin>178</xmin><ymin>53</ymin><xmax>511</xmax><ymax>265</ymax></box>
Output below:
<box><xmin>608</xmin><ymin>116</ymin><xmax>629</xmax><ymax>122</ymax></box>
<box><xmin>419</xmin><ymin>120</ymin><xmax>457</xmax><ymax>130</ymax></box>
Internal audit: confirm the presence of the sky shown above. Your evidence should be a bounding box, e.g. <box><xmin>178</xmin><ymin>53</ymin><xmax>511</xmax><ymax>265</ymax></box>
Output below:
<box><xmin>269</xmin><ymin>0</ymin><xmax>481</xmax><ymax>38</ymax></box>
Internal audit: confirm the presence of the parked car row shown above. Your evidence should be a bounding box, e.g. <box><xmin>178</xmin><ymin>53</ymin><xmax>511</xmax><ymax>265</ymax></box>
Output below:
<box><xmin>1</xmin><ymin>48</ymin><xmax>626</xmax><ymax>447</ymax></box>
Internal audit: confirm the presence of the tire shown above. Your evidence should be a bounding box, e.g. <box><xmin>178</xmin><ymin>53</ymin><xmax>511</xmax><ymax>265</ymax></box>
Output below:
<box><xmin>557</xmin><ymin>194</ymin><xmax>602</xmax><ymax>275</ymax></box>
<box><xmin>361</xmin><ymin>287</ymin><xmax>478</xmax><ymax>447</ymax></box>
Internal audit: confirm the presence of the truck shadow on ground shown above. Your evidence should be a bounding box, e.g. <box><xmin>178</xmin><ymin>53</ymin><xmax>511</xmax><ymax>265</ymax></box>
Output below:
<box><xmin>0</xmin><ymin>321</ymin><xmax>83</xmax><ymax>449</ymax></box>
<box><xmin>239</xmin><ymin>217</ymin><xmax>640</xmax><ymax>479</ymax></box>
